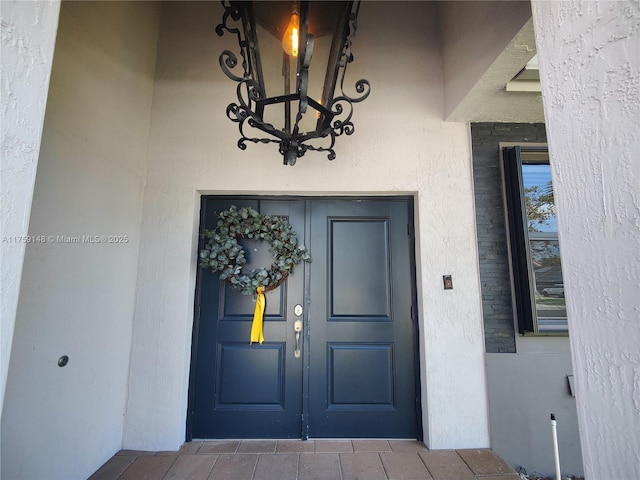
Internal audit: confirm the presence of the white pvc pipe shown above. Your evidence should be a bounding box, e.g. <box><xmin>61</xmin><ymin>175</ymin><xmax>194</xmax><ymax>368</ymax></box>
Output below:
<box><xmin>551</xmin><ymin>413</ymin><xmax>561</xmax><ymax>480</ymax></box>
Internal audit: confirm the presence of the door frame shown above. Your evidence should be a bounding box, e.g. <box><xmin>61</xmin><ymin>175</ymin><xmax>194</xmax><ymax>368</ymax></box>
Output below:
<box><xmin>186</xmin><ymin>195</ymin><xmax>422</xmax><ymax>441</ymax></box>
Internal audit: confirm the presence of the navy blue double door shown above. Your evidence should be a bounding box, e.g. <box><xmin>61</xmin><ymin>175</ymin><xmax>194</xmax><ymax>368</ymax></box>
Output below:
<box><xmin>189</xmin><ymin>197</ymin><xmax>420</xmax><ymax>439</ymax></box>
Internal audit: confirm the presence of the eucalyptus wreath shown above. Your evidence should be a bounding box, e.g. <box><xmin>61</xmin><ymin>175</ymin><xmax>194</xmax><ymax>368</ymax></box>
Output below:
<box><xmin>199</xmin><ymin>205</ymin><xmax>311</xmax><ymax>297</ymax></box>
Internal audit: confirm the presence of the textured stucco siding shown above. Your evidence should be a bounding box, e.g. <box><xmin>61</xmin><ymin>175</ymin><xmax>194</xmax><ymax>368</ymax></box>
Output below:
<box><xmin>532</xmin><ymin>1</ymin><xmax>640</xmax><ymax>479</ymax></box>
<box><xmin>0</xmin><ymin>0</ymin><xmax>60</xmax><ymax>417</ymax></box>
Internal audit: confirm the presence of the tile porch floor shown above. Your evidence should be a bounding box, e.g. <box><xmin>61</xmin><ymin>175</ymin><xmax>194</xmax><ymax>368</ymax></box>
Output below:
<box><xmin>88</xmin><ymin>439</ymin><xmax>520</xmax><ymax>480</ymax></box>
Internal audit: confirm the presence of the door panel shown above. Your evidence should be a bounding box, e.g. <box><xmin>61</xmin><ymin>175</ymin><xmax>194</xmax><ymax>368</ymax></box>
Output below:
<box><xmin>191</xmin><ymin>198</ymin><xmax>305</xmax><ymax>439</ymax></box>
<box><xmin>328</xmin><ymin>343</ymin><xmax>395</xmax><ymax>407</ymax></box>
<box><xmin>189</xmin><ymin>197</ymin><xmax>419</xmax><ymax>440</ymax></box>
<box><xmin>308</xmin><ymin>200</ymin><xmax>418</xmax><ymax>438</ymax></box>
<box><xmin>330</xmin><ymin>219</ymin><xmax>391</xmax><ymax>317</ymax></box>
<box><xmin>215</xmin><ymin>343</ymin><xmax>285</xmax><ymax>407</ymax></box>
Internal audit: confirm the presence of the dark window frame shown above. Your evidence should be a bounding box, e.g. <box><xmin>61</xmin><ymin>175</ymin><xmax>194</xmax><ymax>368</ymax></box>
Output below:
<box><xmin>502</xmin><ymin>146</ymin><xmax>567</xmax><ymax>335</ymax></box>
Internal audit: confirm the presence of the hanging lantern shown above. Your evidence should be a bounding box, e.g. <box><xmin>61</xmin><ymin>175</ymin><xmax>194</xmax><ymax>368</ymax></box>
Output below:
<box><xmin>216</xmin><ymin>1</ymin><xmax>370</xmax><ymax>165</ymax></box>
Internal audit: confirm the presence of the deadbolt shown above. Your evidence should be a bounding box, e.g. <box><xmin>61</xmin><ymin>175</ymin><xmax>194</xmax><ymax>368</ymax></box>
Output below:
<box><xmin>294</xmin><ymin>304</ymin><xmax>303</xmax><ymax>316</ymax></box>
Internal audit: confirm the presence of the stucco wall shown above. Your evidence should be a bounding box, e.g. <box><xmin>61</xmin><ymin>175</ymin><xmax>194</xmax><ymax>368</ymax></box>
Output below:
<box><xmin>123</xmin><ymin>1</ymin><xmax>490</xmax><ymax>451</ymax></box>
<box><xmin>0</xmin><ymin>0</ymin><xmax>60</xmax><ymax>416</ymax></box>
<box><xmin>486</xmin><ymin>351</ymin><xmax>583</xmax><ymax>477</ymax></box>
<box><xmin>0</xmin><ymin>2</ymin><xmax>161</xmax><ymax>480</ymax></box>
<box><xmin>532</xmin><ymin>1</ymin><xmax>640</xmax><ymax>479</ymax></box>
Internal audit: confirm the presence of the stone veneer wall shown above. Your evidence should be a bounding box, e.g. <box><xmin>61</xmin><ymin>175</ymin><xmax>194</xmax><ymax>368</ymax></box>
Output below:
<box><xmin>471</xmin><ymin>123</ymin><xmax>547</xmax><ymax>353</ymax></box>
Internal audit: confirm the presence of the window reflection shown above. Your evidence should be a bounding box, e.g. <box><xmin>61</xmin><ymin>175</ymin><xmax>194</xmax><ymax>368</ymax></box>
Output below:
<box><xmin>522</xmin><ymin>163</ymin><xmax>557</xmax><ymax>233</ymax></box>
<box><xmin>522</xmin><ymin>151</ymin><xmax>567</xmax><ymax>332</ymax></box>
<box><xmin>530</xmin><ymin>240</ymin><xmax>566</xmax><ymax>332</ymax></box>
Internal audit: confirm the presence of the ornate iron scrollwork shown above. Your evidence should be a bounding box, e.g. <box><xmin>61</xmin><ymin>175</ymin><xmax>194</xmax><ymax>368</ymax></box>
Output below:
<box><xmin>216</xmin><ymin>1</ymin><xmax>370</xmax><ymax>165</ymax></box>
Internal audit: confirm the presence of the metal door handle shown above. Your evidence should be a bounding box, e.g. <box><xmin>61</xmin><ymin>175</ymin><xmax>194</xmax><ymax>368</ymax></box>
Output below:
<box><xmin>294</xmin><ymin>320</ymin><xmax>302</xmax><ymax>358</ymax></box>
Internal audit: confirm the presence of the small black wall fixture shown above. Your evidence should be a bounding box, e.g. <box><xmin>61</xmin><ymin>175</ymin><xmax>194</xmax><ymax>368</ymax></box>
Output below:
<box><xmin>216</xmin><ymin>1</ymin><xmax>370</xmax><ymax>165</ymax></box>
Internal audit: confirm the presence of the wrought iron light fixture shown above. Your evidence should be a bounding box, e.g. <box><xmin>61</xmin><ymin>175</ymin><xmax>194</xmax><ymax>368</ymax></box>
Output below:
<box><xmin>216</xmin><ymin>1</ymin><xmax>370</xmax><ymax>165</ymax></box>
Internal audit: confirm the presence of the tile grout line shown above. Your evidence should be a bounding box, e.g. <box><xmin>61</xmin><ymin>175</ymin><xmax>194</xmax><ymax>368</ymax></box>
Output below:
<box><xmin>249</xmin><ymin>452</ymin><xmax>260</xmax><ymax>480</ymax></box>
<box><xmin>456</xmin><ymin>449</ymin><xmax>480</xmax><ymax>479</ymax></box>
<box><xmin>416</xmin><ymin>449</ymin><xmax>436</xmax><ymax>480</ymax></box>
<box><xmin>377</xmin><ymin>452</ymin><xmax>391</xmax><ymax>480</ymax></box>
<box><xmin>203</xmin><ymin>451</ymin><xmax>220</xmax><ymax>480</ymax></box>
<box><xmin>158</xmin><ymin>454</ymin><xmax>180</xmax><ymax>480</ymax></box>
<box><xmin>114</xmin><ymin>454</ymin><xmax>135</xmax><ymax>480</ymax></box>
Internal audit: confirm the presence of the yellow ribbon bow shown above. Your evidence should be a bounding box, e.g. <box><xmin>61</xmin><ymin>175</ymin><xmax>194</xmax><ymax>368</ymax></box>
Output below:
<box><xmin>250</xmin><ymin>286</ymin><xmax>265</xmax><ymax>344</ymax></box>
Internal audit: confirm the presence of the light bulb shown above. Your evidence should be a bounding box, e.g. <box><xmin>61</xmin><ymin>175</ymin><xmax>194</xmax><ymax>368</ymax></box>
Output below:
<box><xmin>282</xmin><ymin>9</ymin><xmax>299</xmax><ymax>57</ymax></box>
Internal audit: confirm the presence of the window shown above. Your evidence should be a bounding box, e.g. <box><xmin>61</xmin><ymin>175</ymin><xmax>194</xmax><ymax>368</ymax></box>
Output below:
<box><xmin>503</xmin><ymin>146</ymin><xmax>567</xmax><ymax>334</ymax></box>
